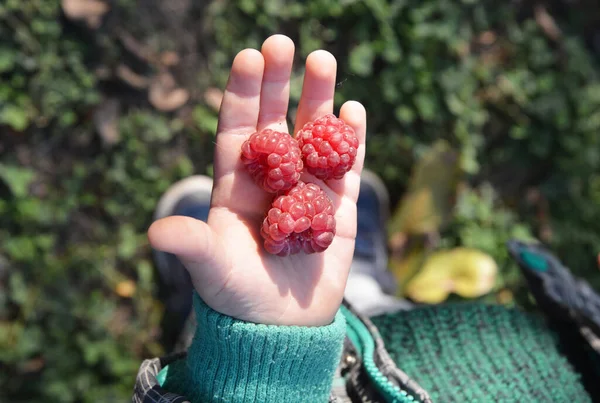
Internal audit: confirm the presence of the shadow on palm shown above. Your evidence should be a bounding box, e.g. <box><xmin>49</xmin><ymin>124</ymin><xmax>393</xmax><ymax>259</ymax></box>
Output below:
<box><xmin>209</xmin><ymin>145</ymin><xmax>355</xmax><ymax>310</ymax></box>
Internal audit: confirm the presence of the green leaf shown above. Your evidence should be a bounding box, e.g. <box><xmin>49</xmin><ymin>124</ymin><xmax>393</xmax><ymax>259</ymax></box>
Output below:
<box><xmin>0</xmin><ymin>104</ymin><xmax>29</xmax><ymax>131</ymax></box>
<box><xmin>0</xmin><ymin>164</ymin><xmax>36</xmax><ymax>198</ymax></box>
<box><xmin>9</xmin><ymin>272</ymin><xmax>29</xmax><ymax>305</ymax></box>
<box><xmin>349</xmin><ymin>43</ymin><xmax>375</xmax><ymax>77</ymax></box>
<box><xmin>137</xmin><ymin>260</ymin><xmax>154</xmax><ymax>290</ymax></box>
<box><xmin>239</xmin><ymin>0</ymin><xmax>257</xmax><ymax>14</ymax></box>
<box><xmin>117</xmin><ymin>224</ymin><xmax>139</xmax><ymax>259</ymax></box>
<box><xmin>414</xmin><ymin>93</ymin><xmax>436</xmax><ymax>120</ymax></box>
<box><xmin>395</xmin><ymin>105</ymin><xmax>415</xmax><ymax>123</ymax></box>
<box><xmin>192</xmin><ymin>105</ymin><xmax>219</xmax><ymax>135</ymax></box>
<box><xmin>0</xmin><ymin>46</ymin><xmax>16</xmax><ymax>73</ymax></box>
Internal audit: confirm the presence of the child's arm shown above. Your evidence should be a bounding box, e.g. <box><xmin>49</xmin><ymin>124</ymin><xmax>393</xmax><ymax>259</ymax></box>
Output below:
<box><xmin>148</xmin><ymin>34</ymin><xmax>367</xmax><ymax>402</ymax></box>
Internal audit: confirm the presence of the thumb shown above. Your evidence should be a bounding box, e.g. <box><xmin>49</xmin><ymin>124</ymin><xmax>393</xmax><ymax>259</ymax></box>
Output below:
<box><xmin>148</xmin><ymin>216</ymin><xmax>227</xmax><ymax>291</ymax></box>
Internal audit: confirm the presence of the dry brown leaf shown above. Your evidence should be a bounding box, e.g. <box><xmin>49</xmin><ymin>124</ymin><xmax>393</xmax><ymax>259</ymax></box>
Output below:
<box><xmin>116</xmin><ymin>64</ymin><xmax>149</xmax><ymax>89</ymax></box>
<box><xmin>389</xmin><ymin>232</ymin><xmax>407</xmax><ymax>255</ymax></box>
<box><xmin>62</xmin><ymin>0</ymin><xmax>109</xmax><ymax>28</ymax></box>
<box><xmin>115</xmin><ymin>279</ymin><xmax>136</xmax><ymax>298</ymax></box>
<box><xmin>149</xmin><ymin>73</ymin><xmax>190</xmax><ymax>111</ymax></box>
<box><xmin>496</xmin><ymin>289</ymin><xmax>514</xmax><ymax>305</ymax></box>
<box><xmin>160</xmin><ymin>51</ymin><xmax>181</xmax><ymax>67</ymax></box>
<box><xmin>117</xmin><ymin>30</ymin><xmax>159</xmax><ymax>65</ymax></box>
<box><xmin>526</xmin><ymin>187</ymin><xmax>541</xmax><ymax>204</ymax></box>
<box><xmin>204</xmin><ymin>87</ymin><xmax>224</xmax><ymax>111</ymax></box>
<box><xmin>93</xmin><ymin>98</ymin><xmax>120</xmax><ymax>146</ymax></box>
<box><xmin>478</xmin><ymin>31</ymin><xmax>497</xmax><ymax>46</ymax></box>
<box><xmin>94</xmin><ymin>66</ymin><xmax>111</xmax><ymax>80</ymax></box>
<box><xmin>534</xmin><ymin>4</ymin><xmax>562</xmax><ymax>41</ymax></box>
<box><xmin>20</xmin><ymin>357</ymin><xmax>45</xmax><ymax>373</ymax></box>
<box><xmin>107</xmin><ymin>306</ymin><xmax>132</xmax><ymax>336</ymax></box>
<box><xmin>456</xmin><ymin>42</ymin><xmax>470</xmax><ymax>57</ymax></box>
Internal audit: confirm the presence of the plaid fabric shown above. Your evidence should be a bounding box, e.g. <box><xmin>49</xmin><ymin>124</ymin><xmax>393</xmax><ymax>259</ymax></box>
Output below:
<box><xmin>132</xmin><ymin>353</ymin><xmax>190</xmax><ymax>403</ymax></box>
<box><xmin>132</xmin><ymin>351</ymin><xmax>347</xmax><ymax>402</ymax></box>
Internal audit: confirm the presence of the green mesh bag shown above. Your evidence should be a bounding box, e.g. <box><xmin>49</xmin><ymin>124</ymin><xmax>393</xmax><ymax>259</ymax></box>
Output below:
<box><xmin>371</xmin><ymin>304</ymin><xmax>593</xmax><ymax>402</ymax></box>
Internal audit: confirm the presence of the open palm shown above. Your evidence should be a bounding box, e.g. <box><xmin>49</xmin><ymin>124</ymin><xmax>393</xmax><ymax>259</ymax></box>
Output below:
<box><xmin>148</xmin><ymin>35</ymin><xmax>366</xmax><ymax>326</ymax></box>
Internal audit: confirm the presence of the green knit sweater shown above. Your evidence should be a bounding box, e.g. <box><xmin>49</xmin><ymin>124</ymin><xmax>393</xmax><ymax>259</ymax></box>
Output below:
<box><xmin>162</xmin><ymin>293</ymin><xmax>346</xmax><ymax>402</ymax></box>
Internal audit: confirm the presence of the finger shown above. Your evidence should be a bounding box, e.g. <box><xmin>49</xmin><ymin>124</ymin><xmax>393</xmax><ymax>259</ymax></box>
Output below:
<box><xmin>213</xmin><ymin>49</ymin><xmax>264</xmax><ymax>183</ymax></box>
<box><xmin>216</xmin><ymin>49</ymin><xmax>264</xmax><ymax>135</ymax></box>
<box><xmin>327</xmin><ymin>101</ymin><xmax>367</xmax><ymax>202</ymax></box>
<box><xmin>257</xmin><ymin>35</ymin><xmax>295</xmax><ymax>132</ymax></box>
<box><xmin>340</xmin><ymin>101</ymin><xmax>367</xmax><ymax>175</ymax></box>
<box><xmin>293</xmin><ymin>50</ymin><xmax>337</xmax><ymax>135</ymax></box>
<box><xmin>148</xmin><ymin>216</ymin><xmax>226</xmax><ymax>287</ymax></box>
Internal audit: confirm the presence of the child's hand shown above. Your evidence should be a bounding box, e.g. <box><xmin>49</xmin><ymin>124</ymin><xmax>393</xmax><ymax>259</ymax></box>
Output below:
<box><xmin>148</xmin><ymin>35</ymin><xmax>366</xmax><ymax>326</ymax></box>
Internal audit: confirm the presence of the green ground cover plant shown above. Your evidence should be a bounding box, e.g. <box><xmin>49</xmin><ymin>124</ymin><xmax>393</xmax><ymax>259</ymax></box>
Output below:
<box><xmin>1</xmin><ymin>0</ymin><xmax>599</xmax><ymax>400</ymax></box>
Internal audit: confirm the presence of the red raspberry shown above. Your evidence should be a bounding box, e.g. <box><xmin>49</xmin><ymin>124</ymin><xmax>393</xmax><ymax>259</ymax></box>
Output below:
<box><xmin>296</xmin><ymin>114</ymin><xmax>359</xmax><ymax>180</ymax></box>
<box><xmin>241</xmin><ymin>129</ymin><xmax>303</xmax><ymax>193</ymax></box>
<box><xmin>261</xmin><ymin>181</ymin><xmax>336</xmax><ymax>256</ymax></box>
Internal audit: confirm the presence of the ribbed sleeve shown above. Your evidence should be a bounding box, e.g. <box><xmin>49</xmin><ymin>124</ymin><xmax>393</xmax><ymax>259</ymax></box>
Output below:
<box><xmin>163</xmin><ymin>292</ymin><xmax>346</xmax><ymax>402</ymax></box>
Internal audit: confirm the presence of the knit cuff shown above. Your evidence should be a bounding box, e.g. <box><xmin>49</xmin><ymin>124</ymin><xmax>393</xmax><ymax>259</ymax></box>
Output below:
<box><xmin>171</xmin><ymin>292</ymin><xmax>346</xmax><ymax>403</ymax></box>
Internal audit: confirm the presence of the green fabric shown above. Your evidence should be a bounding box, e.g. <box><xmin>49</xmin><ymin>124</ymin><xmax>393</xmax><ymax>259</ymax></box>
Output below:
<box><xmin>163</xmin><ymin>292</ymin><xmax>346</xmax><ymax>403</ymax></box>
<box><xmin>156</xmin><ymin>364</ymin><xmax>168</xmax><ymax>386</ymax></box>
<box><xmin>520</xmin><ymin>249</ymin><xmax>549</xmax><ymax>272</ymax></box>
<box><xmin>371</xmin><ymin>304</ymin><xmax>592</xmax><ymax>403</ymax></box>
<box><xmin>341</xmin><ymin>305</ymin><xmax>416</xmax><ymax>402</ymax></box>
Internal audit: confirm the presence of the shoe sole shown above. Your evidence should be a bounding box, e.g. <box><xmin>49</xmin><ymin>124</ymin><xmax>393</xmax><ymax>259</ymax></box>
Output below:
<box><xmin>153</xmin><ymin>175</ymin><xmax>214</xmax><ymax>221</ymax></box>
<box><xmin>359</xmin><ymin>169</ymin><xmax>398</xmax><ymax>294</ymax></box>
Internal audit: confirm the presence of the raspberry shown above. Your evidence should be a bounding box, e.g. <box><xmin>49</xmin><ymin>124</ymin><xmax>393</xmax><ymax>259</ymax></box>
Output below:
<box><xmin>261</xmin><ymin>181</ymin><xmax>336</xmax><ymax>256</ymax></box>
<box><xmin>241</xmin><ymin>129</ymin><xmax>303</xmax><ymax>193</ymax></box>
<box><xmin>296</xmin><ymin>114</ymin><xmax>359</xmax><ymax>180</ymax></box>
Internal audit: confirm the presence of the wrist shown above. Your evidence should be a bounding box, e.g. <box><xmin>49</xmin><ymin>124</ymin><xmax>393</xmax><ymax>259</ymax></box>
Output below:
<box><xmin>193</xmin><ymin>284</ymin><xmax>345</xmax><ymax>327</ymax></box>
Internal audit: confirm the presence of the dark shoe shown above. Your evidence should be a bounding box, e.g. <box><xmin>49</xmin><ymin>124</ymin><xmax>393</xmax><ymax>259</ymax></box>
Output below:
<box><xmin>152</xmin><ymin>175</ymin><xmax>213</xmax><ymax>352</ymax></box>
<box><xmin>354</xmin><ymin>169</ymin><xmax>392</xmax><ymax>286</ymax></box>
<box><xmin>345</xmin><ymin>170</ymin><xmax>412</xmax><ymax>316</ymax></box>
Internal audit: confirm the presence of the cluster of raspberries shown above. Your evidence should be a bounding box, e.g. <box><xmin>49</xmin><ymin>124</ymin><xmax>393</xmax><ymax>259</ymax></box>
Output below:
<box><xmin>241</xmin><ymin>114</ymin><xmax>359</xmax><ymax>256</ymax></box>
